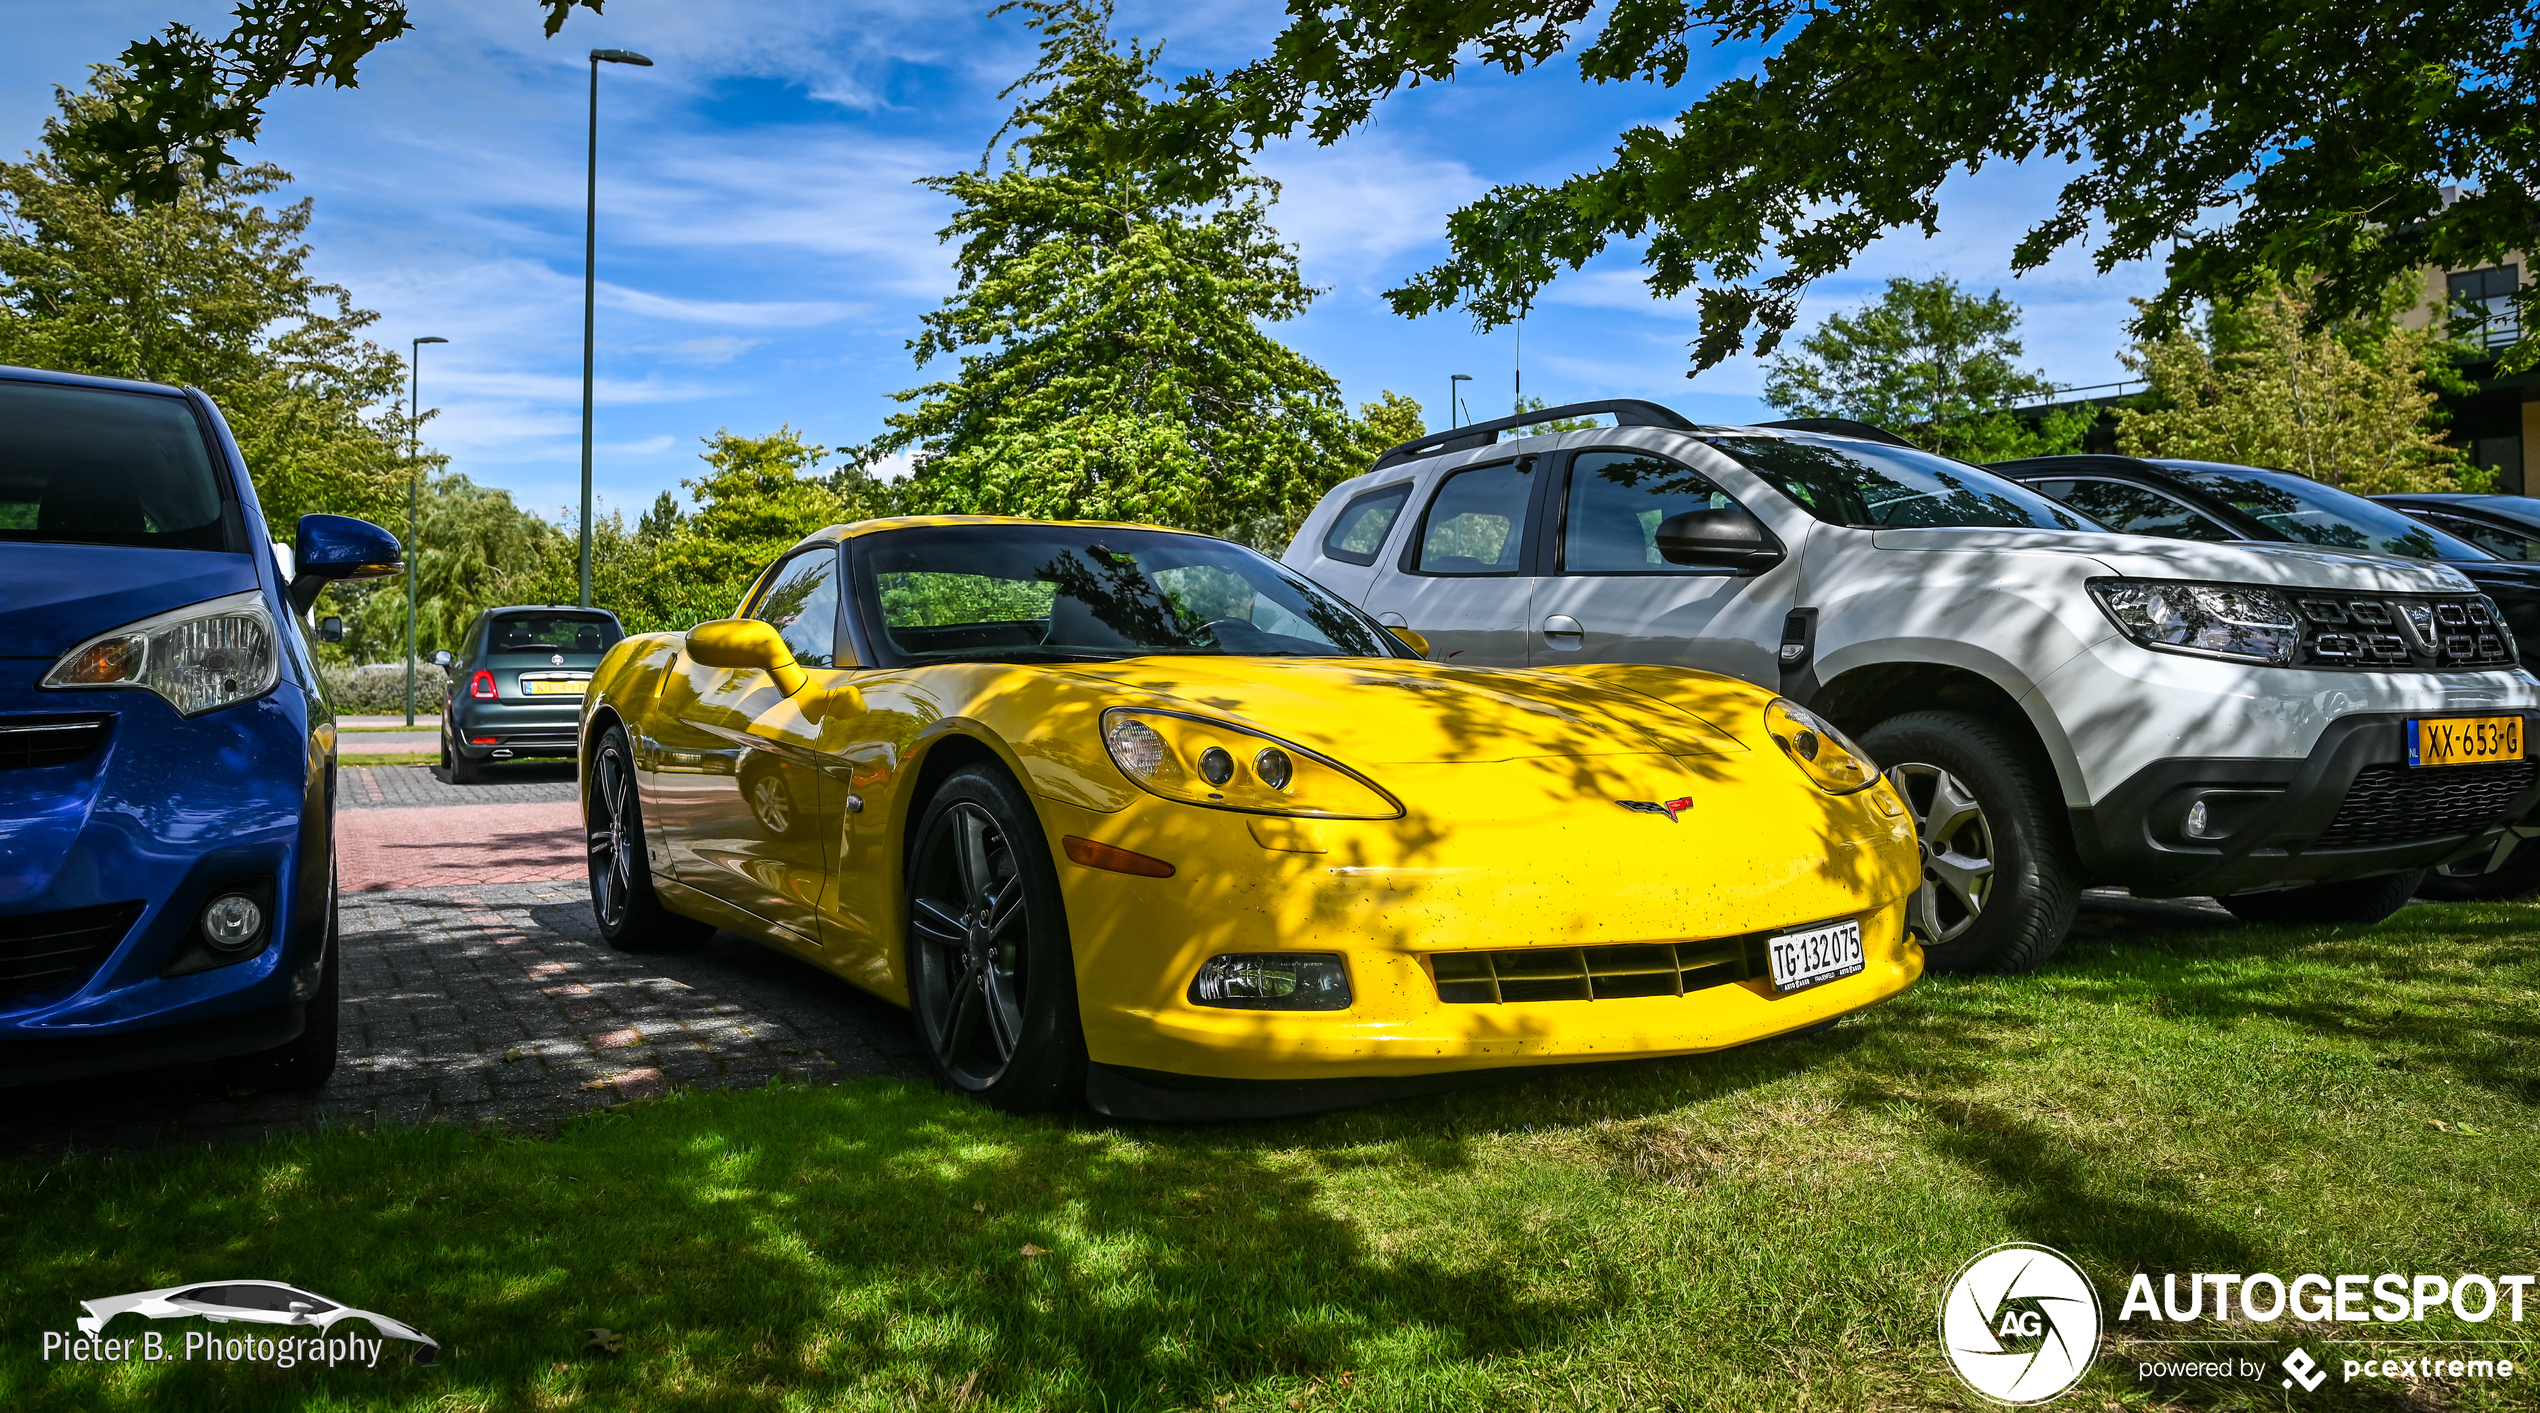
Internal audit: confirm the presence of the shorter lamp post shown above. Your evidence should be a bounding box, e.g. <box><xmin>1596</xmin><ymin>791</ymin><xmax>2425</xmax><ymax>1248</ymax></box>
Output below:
<box><xmin>405</xmin><ymin>335</ymin><xmax>448</xmax><ymax>727</ymax></box>
<box><xmin>1449</xmin><ymin>373</ymin><xmax>1473</xmax><ymax>429</ymax></box>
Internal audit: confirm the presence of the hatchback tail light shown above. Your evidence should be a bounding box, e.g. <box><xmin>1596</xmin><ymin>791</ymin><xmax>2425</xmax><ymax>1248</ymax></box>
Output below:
<box><xmin>470</xmin><ymin>670</ymin><xmax>498</xmax><ymax>700</ymax></box>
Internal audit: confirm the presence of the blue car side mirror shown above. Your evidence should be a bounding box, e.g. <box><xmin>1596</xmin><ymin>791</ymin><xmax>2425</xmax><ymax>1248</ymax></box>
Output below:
<box><xmin>292</xmin><ymin>514</ymin><xmax>404</xmax><ymax>612</ymax></box>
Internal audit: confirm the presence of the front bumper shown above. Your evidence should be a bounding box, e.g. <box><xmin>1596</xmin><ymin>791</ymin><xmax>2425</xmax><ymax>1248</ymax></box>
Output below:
<box><xmin>1035</xmin><ymin>760</ymin><xmax>1923</xmax><ymax>1086</ymax></box>
<box><xmin>0</xmin><ymin>667</ymin><xmax>330</xmax><ymax>1084</ymax></box>
<box><xmin>2070</xmin><ymin>709</ymin><xmax>2540</xmax><ymax>896</ymax></box>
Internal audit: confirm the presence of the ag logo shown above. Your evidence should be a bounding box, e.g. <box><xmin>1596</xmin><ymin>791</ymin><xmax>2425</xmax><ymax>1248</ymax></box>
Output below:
<box><xmin>1939</xmin><ymin>1242</ymin><xmax>2102</xmax><ymax>1405</ymax></box>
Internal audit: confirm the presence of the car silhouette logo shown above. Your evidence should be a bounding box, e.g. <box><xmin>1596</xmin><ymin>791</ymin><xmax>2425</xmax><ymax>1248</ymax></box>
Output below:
<box><xmin>77</xmin><ymin>1281</ymin><xmax>438</xmax><ymax>1365</ymax></box>
<box><xmin>1616</xmin><ymin>797</ymin><xmax>1694</xmax><ymax>823</ymax></box>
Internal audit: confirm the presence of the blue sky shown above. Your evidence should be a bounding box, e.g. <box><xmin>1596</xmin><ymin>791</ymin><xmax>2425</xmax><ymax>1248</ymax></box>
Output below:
<box><xmin>3</xmin><ymin>0</ymin><xmax>2165</xmax><ymax>526</ymax></box>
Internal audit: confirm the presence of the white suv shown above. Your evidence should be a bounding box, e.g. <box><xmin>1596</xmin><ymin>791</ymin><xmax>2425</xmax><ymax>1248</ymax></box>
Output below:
<box><xmin>1283</xmin><ymin>401</ymin><xmax>2540</xmax><ymax>972</ymax></box>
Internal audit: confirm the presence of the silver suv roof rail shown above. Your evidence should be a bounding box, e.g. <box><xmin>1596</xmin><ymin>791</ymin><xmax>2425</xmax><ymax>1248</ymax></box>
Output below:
<box><xmin>1369</xmin><ymin>398</ymin><xmax>1698</xmax><ymax>471</ymax></box>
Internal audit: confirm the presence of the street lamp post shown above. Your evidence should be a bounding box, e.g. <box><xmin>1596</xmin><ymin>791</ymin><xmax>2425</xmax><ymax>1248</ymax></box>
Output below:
<box><xmin>580</xmin><ymin>47</ymin><xmax>654</xmax><ymax>610</ymax></box>
<box><xmin>405</xmin><ymin>335</ymin><xmax>448</xmax><ymax>728</ymax></box>
<box><xmin>1449</xmin><ymin>373</ymin><xmax>1473</xmax><ymax>429</ymax></box>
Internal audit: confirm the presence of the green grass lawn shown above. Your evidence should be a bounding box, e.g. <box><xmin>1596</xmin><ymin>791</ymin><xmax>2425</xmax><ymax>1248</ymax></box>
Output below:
<box><xmin>5</xmin><ymin>898</ymin><xmax>2534</xmax><ymax>1412</ymax></box>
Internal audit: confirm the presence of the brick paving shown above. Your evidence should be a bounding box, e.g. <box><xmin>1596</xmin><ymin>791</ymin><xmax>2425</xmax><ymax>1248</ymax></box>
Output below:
<box><xmin>341</xmin><ymin>762</ymin><xmax>579</xmax><ymax>809</ymax></box>
<box><xmin>338</xmin><ymin>803</ymin><xmax>585</xmax><ymax>891</ymax></box>
<box><xmin>3</xmin><ymin>881</ymin><xmax>921</xmax><ymax>1162</ymax></box>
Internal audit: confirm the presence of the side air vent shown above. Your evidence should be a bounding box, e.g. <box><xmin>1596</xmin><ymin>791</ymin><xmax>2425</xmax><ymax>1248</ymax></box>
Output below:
<box><xmin>0</xmin><ymin>718</ymin><xmax>110</xmax><ymax>771</ymax></box>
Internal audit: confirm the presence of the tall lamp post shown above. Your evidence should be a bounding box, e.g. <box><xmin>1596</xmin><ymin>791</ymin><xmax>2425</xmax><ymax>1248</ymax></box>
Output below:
<box><xmin>580</xmin><ymin>47</ymin><xmax>654</xmax><ymax>610</ymax></box>
<box><xmin>405</xmin><ymin>335</ymin><xmax>449</xmax><ymax>728</ymax></box>
<box><xmin>1449</xmin><ymin>373</ymin><xmax>1472</xmax><ymax>429</ymax></box>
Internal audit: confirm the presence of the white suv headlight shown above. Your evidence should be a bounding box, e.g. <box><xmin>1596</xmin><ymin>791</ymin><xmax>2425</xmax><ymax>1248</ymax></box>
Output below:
<box><xmin>42</xmin><ymin>590</ymin><xmax>281</xmax><ymax>716</ymax></box>
<box><xmin>2088</xmin><ymin>579</ymin><xmax>2302</xmax><ymax>666</ymax></box>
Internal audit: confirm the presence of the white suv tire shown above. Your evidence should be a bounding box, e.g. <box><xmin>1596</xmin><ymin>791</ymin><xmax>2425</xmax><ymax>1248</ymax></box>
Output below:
<box><xmin>1860</xmin><ymin>711</ymin><xmax>2080</xmax><ymax>974</ymax></box>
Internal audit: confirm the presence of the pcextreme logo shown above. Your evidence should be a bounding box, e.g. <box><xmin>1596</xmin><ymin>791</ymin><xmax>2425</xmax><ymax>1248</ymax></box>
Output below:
<box><xmin>1940</xmin><ymin>1243</ymin><xmax>2103</xmax><ymax>1405</ymax></box>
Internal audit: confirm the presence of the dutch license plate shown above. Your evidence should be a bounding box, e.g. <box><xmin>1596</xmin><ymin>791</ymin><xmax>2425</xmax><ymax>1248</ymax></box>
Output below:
<box><xmin>524</xmin><ymin>679</ymin><xmax>586</xmax><ymax>696</ymax></box>
<box><xmin>2408</xmin><ymin>715</ymin><xmax>2523</xmax><ymax>767</ymax></box>
<box><xmin>1767</xmin><ymin>919</ymin><xmax>1864</xmax><ymax>994</ymax></box>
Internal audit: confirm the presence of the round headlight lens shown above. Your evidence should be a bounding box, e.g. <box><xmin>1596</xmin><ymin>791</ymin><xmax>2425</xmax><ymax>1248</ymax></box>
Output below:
<box><xmin>1103</xmin><ymin>715</ymin><xmax>1173</xmax><ymax>780</ymax></box>
<box><xmin>1254</xmin><ymin>747</ymin><xmax>1294</xmax><ymax>790</ymax></box>
<box><xmin>1198</xmin><ymin>746</ymin><xmax>1236</xmax><ymax>786</ymax></box>
<box><xmin>202</xmin><ymin>893</ymin><xmax>265</xmax><ymax>952</ymax></box>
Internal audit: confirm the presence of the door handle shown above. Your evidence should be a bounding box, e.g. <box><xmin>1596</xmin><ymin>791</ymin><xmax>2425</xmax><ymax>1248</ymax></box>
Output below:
<box><xmin>1541</xmin><ymin>614</ymin><xmax>1585</xmax><ymax>649</ymax></box>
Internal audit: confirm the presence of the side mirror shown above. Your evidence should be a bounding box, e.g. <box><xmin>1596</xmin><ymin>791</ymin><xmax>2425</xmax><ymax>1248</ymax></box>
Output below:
<box><xmin>686</xmin><ymin>619</ymin><xmax>807</xmax><ymax>697</ymax></box>
<box><xmin>1386</xmin><ymin>625</ymin><xmax>1430</xmax><ymax>657</ymax></box>
<box><xmin>430</xmin><ymin>650</ymin><xmax>452</xmax><ymax>667</ymax></box>
<box><xmin>317</xmin><ymin>616</ymin><xmax>344</xmax><ymax>644</ymax></box>
<box><xmin>1653</xmin><ymin>506</ymin><xmax>1786</xmax><ymax>575</ymax></box>
<box><xmin>290</xmin><ymin>514</ymin><xmax>404</xmax><ymax>613</ymax></box>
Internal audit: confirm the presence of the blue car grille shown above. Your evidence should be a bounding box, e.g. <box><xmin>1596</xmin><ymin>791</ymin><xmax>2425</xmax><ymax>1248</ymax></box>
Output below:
<box><xmin>0</xmin><ymin>718</ymin><xmax>109</xmax><ymax>770</ymax></box>
<box><xmin>2</xmin><ymin>901</ymin><xmax>144</xmax><ymax>1002</ymax></box>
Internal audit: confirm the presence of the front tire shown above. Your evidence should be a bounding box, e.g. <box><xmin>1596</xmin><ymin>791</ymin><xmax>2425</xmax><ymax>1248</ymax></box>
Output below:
<box><xmin>587</xmin><ymin>724</ymin><xmax>711</xmax><ymax>953</ymax></box>
<box><xmin>1859</xmin><ymin>710</ymin><xmax>2079</xmax><ymax>974</ymax></box>
<box><xmin>904</xmin><ymin>763</ymin><xmax>1086</xmax><ymax>1112</ymax></box>
<box><xmin>2220</xmin><ymin>870</ymin><xmax>2425</xmax><ymax>926</ymax></box>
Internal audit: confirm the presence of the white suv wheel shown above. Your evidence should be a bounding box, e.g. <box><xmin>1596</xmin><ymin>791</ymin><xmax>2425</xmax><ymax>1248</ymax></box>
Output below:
<box><xmin>1887</xmin><ymin>761</ymin><xmax>1997</xmax><ymax>945</ymax></box>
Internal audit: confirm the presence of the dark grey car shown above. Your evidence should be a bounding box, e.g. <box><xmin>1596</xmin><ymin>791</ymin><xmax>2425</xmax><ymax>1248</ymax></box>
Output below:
<box><xmin>430</xmin><ymin>606</ymin><xmax>624</xmax><ymax>783</ymax></box>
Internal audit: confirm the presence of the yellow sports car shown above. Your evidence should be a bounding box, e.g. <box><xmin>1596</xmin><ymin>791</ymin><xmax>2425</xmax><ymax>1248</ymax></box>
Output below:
<box><xmin>580</xmin><ymin>517</ymin><xmax>1921</xmax><ymax>1116</ymax></box>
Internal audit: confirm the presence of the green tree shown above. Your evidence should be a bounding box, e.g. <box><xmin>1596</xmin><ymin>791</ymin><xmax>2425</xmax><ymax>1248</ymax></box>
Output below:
<box><xmin>1763</xmin><ymin>276</ymin><xmax>2090</xmax><ymax>461</ymax></box>
<box><xmin>59</xmin><ymin>1</ymin><xmax>600</xmax><ymax>203</ymax></box>
<box><xmin>867</xmin><ymin>0</ymin><xmax>1411</xmax><ymax>551</ymax></box>
<box><xmin>2116</xmin><ymin>278</ymin><xmax>2476</xmax><ymax>495</ymax></box>
<box><xmin>659</xmin><ymin>426</ymin><xmax>850</xmax><ymax>607</ymax></box>
<box><xmin>636</xmin><ymin>489</ymin><xmax>684</xmax><ymax>543</ymax></box>
<box><xmin>328</xmin><ymin>472</ymin><xmax>567</xmax><ymax>664</ymax></box>
<box><xmin>0</xmin><ymin>75</ymin><xmax>412</xmax><ymax>534</ymax></box>
<box><xmin>1137</xmin><ymin>0</ymin><xmax>2540</xmax><ymax>373</ymax></box>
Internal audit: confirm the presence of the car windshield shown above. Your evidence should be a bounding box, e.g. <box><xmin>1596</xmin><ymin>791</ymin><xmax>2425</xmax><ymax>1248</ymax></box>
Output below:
<box><xmin>1707</xmin><ymin>436</ymin><xmax>2098</xmax><ymax>531</ymax></box>
<box><xmin>0</xmin><ymin>381</ymin><xmax>241</xmax><ymax>551</ymax></box>
<box><xmin>487</xmin><ymin>613</ymin><xmax>621</xmax><ymax>655</ymax></box>
<box><xmin>858</xmin><ymin>524</ymin><xmax>1407</xmax><ymax>666</ymax></box>
<box><xmin>2161</xmin><ymin>464</ymin><xmax>2491</xmax><ymax>561</ymax></box>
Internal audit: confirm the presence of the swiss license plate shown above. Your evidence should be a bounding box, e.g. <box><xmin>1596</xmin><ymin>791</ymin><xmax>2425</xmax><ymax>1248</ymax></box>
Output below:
<box><xmin>523</xmin><ymin>679</ymin><xmax>586</xmax><ymax>696</ymax></box>
<box><xmin>1767</xmin><ymin>919</ymin><xmax>1865</xmax><ymax>994</ymax></box>
<box><xmin>2408</xmin><ymin>715</ymin><xmax>2523</xmax><ymax>767</ymax></box>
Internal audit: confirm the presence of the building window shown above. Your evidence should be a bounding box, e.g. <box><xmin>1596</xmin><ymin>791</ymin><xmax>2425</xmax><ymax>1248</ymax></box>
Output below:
<box><xmin>2448</xmin><ymin>265</ymin><xmax>2522</xmax><ymax>349</ymax></box>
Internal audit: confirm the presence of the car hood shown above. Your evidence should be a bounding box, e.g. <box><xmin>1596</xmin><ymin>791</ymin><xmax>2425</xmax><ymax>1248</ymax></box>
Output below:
<box><xmin>2</xmin><ymin>545</ymin><xmax>264</xmax><ymax>660</ymax></box>
<box><xmin>1051</xmin><ymin>656</ymin><xmax>1756</xmax><ymax>765</ymax></box>
<box><xmin>1868</xmin><ymin>528</ymin><xmax>2478</xmax><ymax>592</ymax></box>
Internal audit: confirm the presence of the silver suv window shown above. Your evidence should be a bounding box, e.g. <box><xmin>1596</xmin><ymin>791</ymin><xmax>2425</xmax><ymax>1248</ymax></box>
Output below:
<box><xmin>1708</xmin><ymin>436</ymin><xmax>2094</xmax><ymax>531</ymax></box>
<box><xmin>1413</xmin><ymin>460</ymin><xmax>1535</xmax><ymax>574</ymax></box>
<box><xmin>1561</xmin><ymin>451</ymin><xmax>1745</xmax><ymax>572</ymax></box>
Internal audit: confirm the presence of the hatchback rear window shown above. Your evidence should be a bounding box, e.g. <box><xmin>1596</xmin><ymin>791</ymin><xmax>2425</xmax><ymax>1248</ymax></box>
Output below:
<box><xmin>0</xmin><ymin>381</ymin><xmax>241</xmax><ymax>550</ymax></box>
<box><xmin>487</xmin><ymin>614</ymin><xmax>621</xmax><ymax>655</ymax></box>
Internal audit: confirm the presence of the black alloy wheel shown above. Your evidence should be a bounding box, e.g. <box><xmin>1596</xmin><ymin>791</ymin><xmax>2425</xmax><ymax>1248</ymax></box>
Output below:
<box><xmin>1858</xmin><ymin>711</ymin><xmax>2080</xmax><ymax>974</ymax></box>
<box><xmin>586</xmin><ymin>724</ymin><xmax>711</xmax><ymax>952</ymax></box>
<box><xmin>904</xmin><ymin>764</ymin><xmax>1085</xmax><ymax>1111</ymax></box>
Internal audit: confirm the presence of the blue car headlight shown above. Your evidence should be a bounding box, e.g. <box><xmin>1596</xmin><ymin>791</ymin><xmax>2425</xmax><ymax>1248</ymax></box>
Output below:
<box><xmin>42</xmin><ymin>590</ymin><xmax>281</xmax><ymax>716</ymax></box>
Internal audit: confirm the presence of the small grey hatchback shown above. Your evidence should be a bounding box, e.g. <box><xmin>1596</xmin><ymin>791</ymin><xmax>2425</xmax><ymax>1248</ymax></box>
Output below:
<box><xmin>432</xmin><ymin>605</ymin><xmax>624</xmax><ymax>782</ymax></box>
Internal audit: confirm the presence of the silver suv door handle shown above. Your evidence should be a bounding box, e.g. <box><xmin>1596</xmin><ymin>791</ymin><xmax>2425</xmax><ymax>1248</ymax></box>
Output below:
<box><xmin>1541</xmin><ymin>614</ymin><xmax>1584</xmax><ymax>648</ymax></box>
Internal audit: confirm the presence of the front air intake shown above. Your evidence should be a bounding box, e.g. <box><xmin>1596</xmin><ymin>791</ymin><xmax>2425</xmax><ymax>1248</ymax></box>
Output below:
<box><xmin>1430</xmin><ymin>934</ymin><xmax>1772</xmax><ymax>1004</ymax></box>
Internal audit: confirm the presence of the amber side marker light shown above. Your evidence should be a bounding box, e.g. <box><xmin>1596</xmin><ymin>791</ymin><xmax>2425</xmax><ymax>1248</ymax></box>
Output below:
<box><xmin>1062</xmin><ymin>836</ymin><xmax>1175</xmax><ymax>878</ymax></box>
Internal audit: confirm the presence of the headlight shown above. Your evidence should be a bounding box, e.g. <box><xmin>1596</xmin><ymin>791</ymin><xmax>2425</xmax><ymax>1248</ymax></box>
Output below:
<box><xmin>41</xmin><ymin>590</ymin><xmax>281</xmax><ymax>716</ymax></box>
<box><xmin>1100</xmin><ymin>708</ymin><xmax>1400</xmax><ymax>818</ymax></box>
<box><xmin>2088</xmin><ymin>579</ymin><xmax>2300</xmax><ymax>665</ymax></box>
<box><xmin>1763</xmin><ymin>698</ymin><xmax>1881</xmax><ymax>794</ymax></box>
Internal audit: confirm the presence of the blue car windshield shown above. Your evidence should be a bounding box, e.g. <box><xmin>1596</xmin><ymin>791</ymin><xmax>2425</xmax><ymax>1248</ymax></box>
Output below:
<box><xmin>858</xmin><ymin>524</ymin><xmax>1410</xmax><ymax>666</ymax></box>
<box><xmin>1707</xmin><ymin>435</ymin><xmax>2098</xmax><ymax>531</ymax></box>
<box><xmin>2160</xmin><ymin>463</ymin><xmax>2491</xmax><ymax>561</ymax></box>
<box><xmin>0</xmin><ymin>382</ymin><xmax>241</xmax><ymax>551</ymax></box>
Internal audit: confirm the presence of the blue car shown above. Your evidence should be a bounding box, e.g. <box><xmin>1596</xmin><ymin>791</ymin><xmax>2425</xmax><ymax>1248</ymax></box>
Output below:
<box><xmin>1</xmin><ymin>365</ymin><xmax>403</xmax><ymax>1089</ymax></box>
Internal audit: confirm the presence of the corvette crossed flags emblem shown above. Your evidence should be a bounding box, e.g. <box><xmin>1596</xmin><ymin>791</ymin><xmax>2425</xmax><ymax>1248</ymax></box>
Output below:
<box><xmin>1616</xmin><ymin>797</ymin><xmax>1695</xmax><ymax>823</ymax></box>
